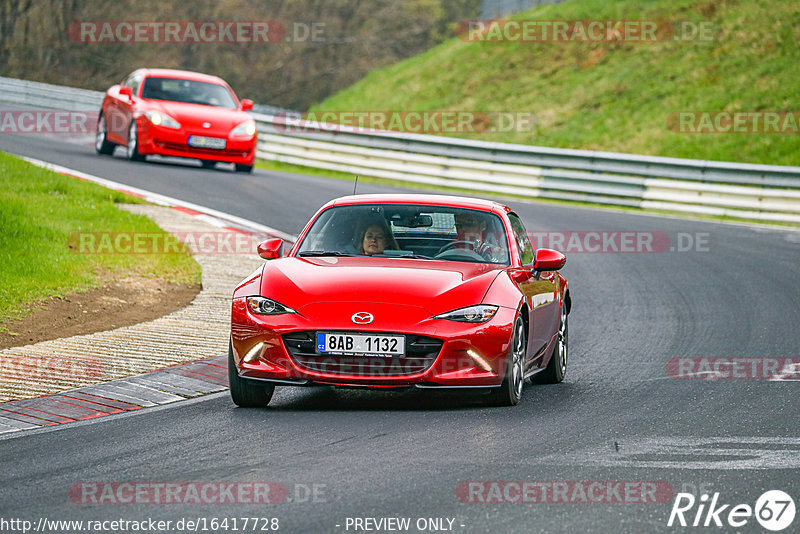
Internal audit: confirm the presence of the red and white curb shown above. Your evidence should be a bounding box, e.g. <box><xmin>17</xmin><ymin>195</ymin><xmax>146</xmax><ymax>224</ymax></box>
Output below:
<box><xmin>0</xmin><ymin>355</ymin><xmax>229</xmax><ymax>435</ymax></box>
<box><xmin>20</xmin><ymin>156</ymin><xmax>297</xmax><ymax>243</ymax></box>
<box><xmin>1</xmin><ymin>158</ymin><xmax>298</xmax><ymax>435</ymax></box>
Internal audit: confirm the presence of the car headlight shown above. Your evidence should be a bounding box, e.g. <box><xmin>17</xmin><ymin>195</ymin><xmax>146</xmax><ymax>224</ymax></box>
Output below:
<box><xmin>434</xmin><ymin>305</ymin><xmax>498</xmax><ymax>323</ymax></box>
<box><xmin>246</xmin><ymin>296</ymin><xmax>296</xmax><ymax>315</ymax></box>
<box><xmin>145</xmin><ymin>111</ymin><xmax>181</xmax><ymax>129</ymax></box>
<box><xmin>231</xmin><ymin>120</ymin><xmax>256</xmax><ymax>137</ymax></box>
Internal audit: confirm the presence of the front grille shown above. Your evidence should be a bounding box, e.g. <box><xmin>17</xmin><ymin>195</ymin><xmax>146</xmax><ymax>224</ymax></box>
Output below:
<box><xmin>283</xmin><ymin>331</ymin><xmax>443</xmax><ymax>377</ymax></box>
<box><xmin>156</xmin><ymin>141</ymin><xmax>248</xmax><ymax>157</ymax></box>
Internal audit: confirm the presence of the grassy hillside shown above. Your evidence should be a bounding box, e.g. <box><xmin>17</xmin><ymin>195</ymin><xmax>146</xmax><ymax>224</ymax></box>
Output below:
<box><xmin>314</xmin><ymin>0</ymin><xmax>800</xmax><ymax>166</ymax></box>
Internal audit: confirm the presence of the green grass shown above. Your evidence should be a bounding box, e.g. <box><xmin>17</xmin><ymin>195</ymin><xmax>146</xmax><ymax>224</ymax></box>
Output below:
<box><xmin>313</xmin><ymin>0</ymin><xmax>800</xmax><ymax>166</ymax></box>
<box><xmin>0</xmin><ymin>152</ymin><xmax>202</xmax><ymax>323</ymax></box>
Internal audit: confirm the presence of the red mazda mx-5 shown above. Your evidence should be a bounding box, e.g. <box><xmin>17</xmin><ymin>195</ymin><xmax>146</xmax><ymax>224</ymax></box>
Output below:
<box><xmin>95</xmin><ymin>68</ymin><xmax>257</xmax><ymax>172</ymax></box>
<box><xmin>229</xmin><ymin>194</ymin><xmax>570</xmax><ymax>407</ymax></box>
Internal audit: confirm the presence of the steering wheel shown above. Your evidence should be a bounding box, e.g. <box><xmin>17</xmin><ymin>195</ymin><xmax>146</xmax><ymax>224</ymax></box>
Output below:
<box><xmin>436</xmin><ymin>240</ymin><xmax>505</xmax><ymax>262</ymax></box>
<box><xmin>436</xmin><ymin>240</ymin><xmax>478</xmax><ymax>254</ymax></box>
<box><xmin>435</xmin><ymin>241</ymin><xmax>487</xmax><ymax>261</ymax></box>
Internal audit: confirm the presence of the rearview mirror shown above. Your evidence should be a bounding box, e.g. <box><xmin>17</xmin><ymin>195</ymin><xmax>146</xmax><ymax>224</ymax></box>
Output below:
<box><xmin>533</xmin><ymin>248</ymin><xmax>566</xmax><ymax>271</ymax></box>
<box><xmin>119</xmin><ymin>86</ymin><xmax>133</xmax><ymax>99</ymax></box>
<box><xmin>257</xmin><ymin>238</ymin><xmax>283</xmax><ymax>259</ymax></box>
<box><xmin>407</xmin><ymin>214</ymin><xmax>433</xmax><ymax>228</ymax></box>
<box><xmin>241</xmin><ymin>99</ymin><xmax>254</xmax><ymax>111</ymax></box>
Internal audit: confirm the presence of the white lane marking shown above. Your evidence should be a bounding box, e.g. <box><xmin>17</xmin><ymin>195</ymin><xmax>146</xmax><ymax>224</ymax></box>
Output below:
<box><xmin>195</xmin><ymin>214</ymin><xmax>228</xmax><ymax>228</ymax></box>
<box><xmin>20</xmin><ymin>155</ymin><xmax>297</xmax><ymax>242</ymax></box>
<box><xmin>556</xmin><ymin>437</ymin><xmax>800</xmax><ymax>470</ymax></box>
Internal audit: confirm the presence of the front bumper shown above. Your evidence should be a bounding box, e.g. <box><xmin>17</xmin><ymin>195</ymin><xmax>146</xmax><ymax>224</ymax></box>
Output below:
<box><xmin>136</xmin><ymin>120</ymin><xmax>256</xmax><ymax>164</ymax></box>
<box><xmin>230</xmin><ymin>298</ymin><xmax>516</xmax><ymax>388</ymax></box>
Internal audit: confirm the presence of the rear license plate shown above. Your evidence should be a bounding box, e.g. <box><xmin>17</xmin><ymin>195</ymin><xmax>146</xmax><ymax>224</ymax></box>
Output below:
<box><xmin>316</xmin><ymin>333</ymin><xmax>405</xmax><ymax>357</ymax></box>
<box><xmin>188</xmin><ymin>135</ymin><xmax>226</xmax><ymax>149</ymax></box>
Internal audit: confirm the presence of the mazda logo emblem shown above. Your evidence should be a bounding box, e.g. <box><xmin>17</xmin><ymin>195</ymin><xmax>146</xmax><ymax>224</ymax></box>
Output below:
<box><xmin>202</xmin><ymin>122</ymin><xmax>211</xmax><ymax>128</ymax></box>
<box><xmin>351</xmin><ymin>312</ymin><xmax>374</xmax><ymax>324</ymax></box>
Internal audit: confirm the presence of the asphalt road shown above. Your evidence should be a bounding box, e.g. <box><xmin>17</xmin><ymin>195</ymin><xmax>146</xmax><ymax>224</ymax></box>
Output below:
<box><xmin>1</xmin><ymin>132</ymin><xmax>799</xmax><ymax>533</ymax></box>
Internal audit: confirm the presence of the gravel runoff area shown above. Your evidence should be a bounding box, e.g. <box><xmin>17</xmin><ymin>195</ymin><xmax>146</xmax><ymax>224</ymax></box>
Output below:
<box><xmin>0</xmin><ymin>204</ymin><xmax>264</xmax><ymax>404</ymax></box>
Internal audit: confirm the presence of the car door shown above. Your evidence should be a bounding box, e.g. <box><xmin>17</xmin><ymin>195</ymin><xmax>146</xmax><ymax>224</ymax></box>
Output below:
<box><xmin>110</xmin><ymin>74</ymin><xmax>140</xmax><ymax>140</ymax></box>
<box><xmin>507</xmin><ymin>213</ymin><xmax>558</xmax><ymax>367</ymax></box>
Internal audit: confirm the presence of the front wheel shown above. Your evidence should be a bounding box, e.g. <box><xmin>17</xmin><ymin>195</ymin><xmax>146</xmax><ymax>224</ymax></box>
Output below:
<box><xmin>228</xmin><ymin>342</ymin><xmax>275</xmax><ymax>407</ymax></box>
<box><xmin>95</xmin><ymin>112</ymin><xmax>115</xmax><ymax>155</ymax></box>
<box><xmin>488</xmin><ymin>315</ymin><xmax>526</xmax><ymax>406</ymax></box>
<box><xmin>126</xmin><ymin>120</ymin><xmax>145</xmax><ymax>162</ymax></box>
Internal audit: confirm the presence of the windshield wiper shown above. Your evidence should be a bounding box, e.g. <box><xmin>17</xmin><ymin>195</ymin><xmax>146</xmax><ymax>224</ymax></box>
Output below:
<box><xmin>297</xmin><ymin>250</ymin><xmax>356</xmax><ymax>257</ymax></box>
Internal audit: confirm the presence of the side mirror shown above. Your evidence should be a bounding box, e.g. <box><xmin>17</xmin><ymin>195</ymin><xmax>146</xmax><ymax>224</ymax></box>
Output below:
<box><xmin>240</xmin><ymin>99</ymin><xmax>254</xmax><ymax>111</ymax></box>
<box><xmin>533</xmin><ymin>248</ymin><xmax>566</xmax><ymax>271</ymax></box>
<box><xmin>257</xmin><ymin>238</ymin><xmax>283</xmax><ymax>259</ymax></box>
<box><xmin>119</xmin><ymin>86</ymin><xmax>133</xmax><ymax>99</ymax></box>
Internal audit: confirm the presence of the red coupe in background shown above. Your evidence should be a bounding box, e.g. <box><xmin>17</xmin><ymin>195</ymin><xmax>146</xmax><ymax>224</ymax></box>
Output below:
<box><xmin>229</xmin><ymin>194</ymin><xmax>571</xmax><ymax>407</ymax></box>
<box><xmin>95</xmin><ymin>68</ymin><xmax>257</xmax><ymax>172</ymax></box>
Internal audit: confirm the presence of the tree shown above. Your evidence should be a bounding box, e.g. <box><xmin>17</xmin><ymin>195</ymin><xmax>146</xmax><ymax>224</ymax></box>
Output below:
<box><xmin>0</xmin><ymin>0</ymin><xmax>33</xmax><ymax>73</ymax></box>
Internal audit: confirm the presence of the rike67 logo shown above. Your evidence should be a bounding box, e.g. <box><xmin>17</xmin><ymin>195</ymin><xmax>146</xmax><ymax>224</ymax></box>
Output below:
<box><xmin>668</xmin><ymin>490</ymin><xmax>795</xmax><ymax>531</ymax></box>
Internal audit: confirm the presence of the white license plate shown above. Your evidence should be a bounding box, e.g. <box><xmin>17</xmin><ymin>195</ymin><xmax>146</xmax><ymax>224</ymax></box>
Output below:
<box><xmin>316</xmin><ymin>333</ymin><xmax>405</xmax><ymax>357</ymax></box>
<box><xmin>188</xmin><ymin>135</ymin><xmax>226</xmax><ymax>149</ymax></box>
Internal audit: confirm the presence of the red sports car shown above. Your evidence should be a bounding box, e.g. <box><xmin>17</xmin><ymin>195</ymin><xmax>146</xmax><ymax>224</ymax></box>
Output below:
<box><xmin>95</xmin><ymin>68</ymin><xmax>257</xmax><ymax>172</ymax></box>
<box><xmin>230</xmin><ymin>194</ymin><xmax>570</xmax><ymax>406</ymax></box>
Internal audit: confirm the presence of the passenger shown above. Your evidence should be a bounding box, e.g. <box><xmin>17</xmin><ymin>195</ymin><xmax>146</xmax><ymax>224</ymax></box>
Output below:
<box><xmin>355</xmin><ymin>218</ymin><xmax>398</xmax><ymax>255</ymax></box>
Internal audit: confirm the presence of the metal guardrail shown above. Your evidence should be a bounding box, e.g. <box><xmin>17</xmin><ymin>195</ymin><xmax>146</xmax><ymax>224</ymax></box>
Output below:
<box><xmin>2</xmin><ymin>76</ymin><xmax>800</xmax><ymax>223</ymax></box>
<box><xmin>252</xmin><ymin>113</ymin><xmax>800</xmax><ymax>223</ymax></box>
<box><xmin>0</xmin><ymin>77</ymin><xmax>104</xmax><ymax>111</ymax></box>
<box><xmin>481</xmin><ymin>0</ymin><xmax>570</xmax><ymax>19</ymax></box>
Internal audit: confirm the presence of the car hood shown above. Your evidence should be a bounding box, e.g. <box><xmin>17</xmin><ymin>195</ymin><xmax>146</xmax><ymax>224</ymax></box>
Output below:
<box><xmin>144</xmin><ymin>100</ymin><xmax>249</xmax><ymax>131</ymax></box>
<box><xmin>259</xmin><ymin>257</ymin><xmax>504</xmax><ymax>316</ymax></box>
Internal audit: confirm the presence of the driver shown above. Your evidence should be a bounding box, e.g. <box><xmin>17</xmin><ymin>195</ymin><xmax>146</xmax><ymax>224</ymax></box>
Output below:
<box><xmin>454</xmin><ymin>212</ymin><xmax>487</xmax><ymax>244</ymax></box>
<box><xmin>451</xmin><ymin>212</ymin><xmax>505</xmax><ymax>261</ymax></box>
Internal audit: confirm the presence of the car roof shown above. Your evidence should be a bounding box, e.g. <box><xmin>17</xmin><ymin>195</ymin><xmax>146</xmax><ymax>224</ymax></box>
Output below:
<box><xmin>135</xmin><ymin>68</ymin><xmax>228</xmax><ymax>85</ymax></box>
<box><xmin>329</xmin><ymin>194</ymin><xmax>512</xmax><ymax>214</ymax></box>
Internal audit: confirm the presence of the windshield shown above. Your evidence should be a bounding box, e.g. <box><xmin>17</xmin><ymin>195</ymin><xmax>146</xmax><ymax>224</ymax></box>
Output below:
<box><xmin>295</xmin><ymin>204</ymin><xmax>511</xmax><ymax>264</ymax></box>
<box><xmin>140</xmin><ymin>77</ymin><xmax>238</xmax><ymax>108</ymax></box>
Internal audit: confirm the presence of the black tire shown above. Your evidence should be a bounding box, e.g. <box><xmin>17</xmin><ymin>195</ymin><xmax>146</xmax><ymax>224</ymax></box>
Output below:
<box><xmin>488</xmin><ymin>315</ymin><xmax>526</xmax><ymax>406</ymax></box>
<box><xmin>235</xmin><ymin>163</ymin><xmax>253</xmax><ymax>173</ymax></box>
<box><xmin>534</xmin><ymin>305</ymin><xmax>568</xmax><ymax>384</ymax></box>
<box><xmin>201</xmin><ymin>160</ymin><xmax>216</xmax><ymax>169</ymax></box>
<box><xmin>228</xmin><ymin>342</ymin><xmax>275</xmax><ymax>407</ymax></box>
<box><xmin>95</xmin><ymin>112</ymin><xmax>116</xmax><ymax>155</ymax></box>
<box><xmin>126</xmin><ymin>120</ymin><xmax>146</xmax><ymax>162</ymax></box>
